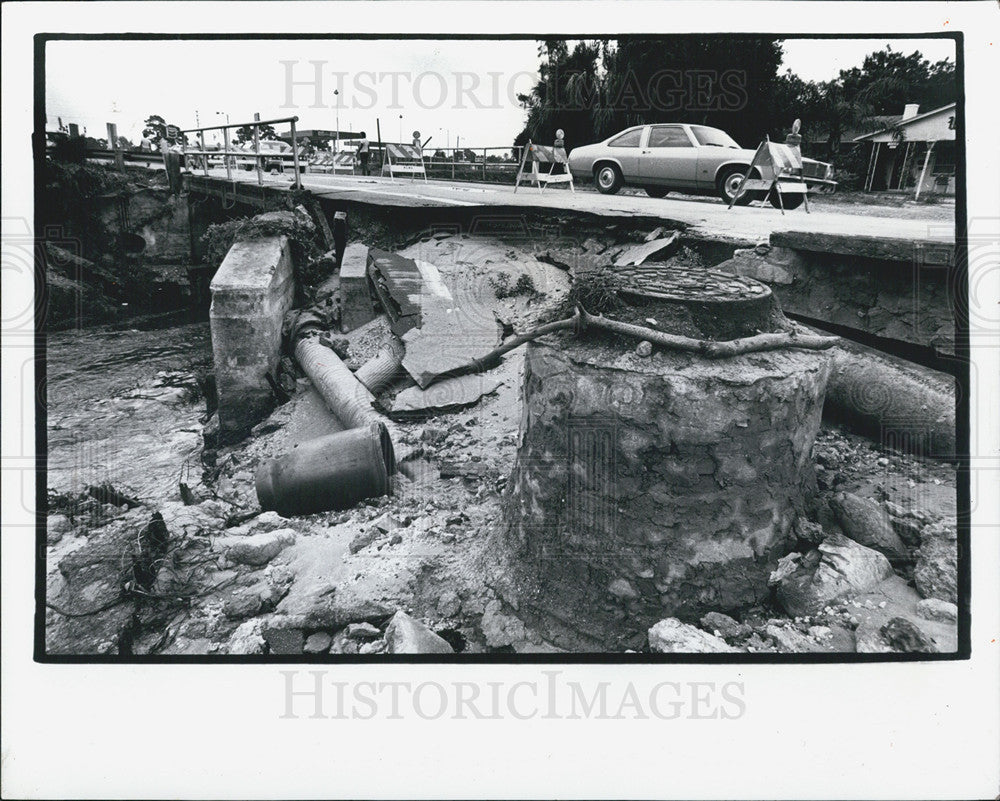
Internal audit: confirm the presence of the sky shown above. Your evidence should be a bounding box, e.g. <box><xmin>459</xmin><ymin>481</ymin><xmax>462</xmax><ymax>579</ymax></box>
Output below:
<box><xmin>45</xmin><ymin>37</ymin><xmax>956</xmax><ymax>147</ymax></box>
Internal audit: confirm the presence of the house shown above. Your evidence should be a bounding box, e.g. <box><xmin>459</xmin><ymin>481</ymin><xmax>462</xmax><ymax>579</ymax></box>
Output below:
<box><xmin>853</xmin><ymin>102</ymin><xmax>956</xmax><ymax>197</ymax></box>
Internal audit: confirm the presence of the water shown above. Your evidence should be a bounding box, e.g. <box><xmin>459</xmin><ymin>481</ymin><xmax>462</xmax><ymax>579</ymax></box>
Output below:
<box><xmin>45</xmin><ymin>320</ymin><xmax>214</xmax><ymax>505</ymax></box>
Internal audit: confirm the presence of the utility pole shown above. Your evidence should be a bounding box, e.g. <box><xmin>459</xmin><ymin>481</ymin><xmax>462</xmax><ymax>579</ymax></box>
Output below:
<box><xmin>333</xmin><ymin>89</ymin><xmax>340</xmax><ymax>153</ymax></box>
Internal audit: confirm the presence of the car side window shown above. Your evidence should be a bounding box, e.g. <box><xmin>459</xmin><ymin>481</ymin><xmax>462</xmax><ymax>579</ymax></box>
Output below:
<box><xmin>608</xmin><ymin>129</ymin><xmax>643</xmax><ymax>148</ymax></box>
<box><xmin>648</xmin><ymin>126</ymin><xmax>692</xmax><ymax>148</ymax></box>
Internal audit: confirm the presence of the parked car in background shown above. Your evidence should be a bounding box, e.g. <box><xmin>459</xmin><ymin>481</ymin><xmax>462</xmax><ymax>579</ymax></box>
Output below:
<box><xmin>237</xmin><ymin>139</ymin><xmax>301</xmax><ymax>173</ymax></box>
<box><xmin>567</xmin><ymin>123</ymin><xmax>836</xmax><ymax>208</ymax></box>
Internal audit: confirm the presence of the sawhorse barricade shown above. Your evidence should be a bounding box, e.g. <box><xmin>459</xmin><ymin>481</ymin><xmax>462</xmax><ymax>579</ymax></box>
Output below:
<box><xmin>728</xmin><ymin>136</ymin><xmax>810</xmax><ymax>214</ymax></box>
<box><xmin>309</xmin><ymin>151</ymin><xmax>357</xmax><ymax>174</ymax></box>
<box><xmin>382</xmin><ymin>143</ymin><xmax>427</xmax><ymax>181</ymax></box>
<box><xmin>514</xmin><ymin>141</ymin><xmax>574</xmax><ymax>192</ymax></box>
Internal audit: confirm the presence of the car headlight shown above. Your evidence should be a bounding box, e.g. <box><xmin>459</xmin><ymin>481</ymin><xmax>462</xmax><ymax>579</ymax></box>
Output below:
<box><xmin>825</xmin><ymin>165</ymin><xmax>834</xmax><ymax>180</ymax></box>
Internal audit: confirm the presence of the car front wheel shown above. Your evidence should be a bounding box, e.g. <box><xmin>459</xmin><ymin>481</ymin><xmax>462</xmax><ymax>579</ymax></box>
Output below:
<box><xmin>717</xmin><ymin>167</ymin><xmax>754</xmax><ymax>206</ymax></box>
<box><xmin>645</xmin><ymin>186</ymin><xmax>668</xmax><ymax>198</ymax></box>
<box><xmin>594</xmin><ymin>164</ymin><xmax>624</xmax><ymax>195</ymax></box>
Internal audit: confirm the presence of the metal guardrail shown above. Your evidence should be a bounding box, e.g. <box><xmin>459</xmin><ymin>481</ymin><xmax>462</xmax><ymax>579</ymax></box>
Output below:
<box><xmin>179</xmin><ymin>115</ymin><xmax>303</xmax><ymax>190</ymax></box>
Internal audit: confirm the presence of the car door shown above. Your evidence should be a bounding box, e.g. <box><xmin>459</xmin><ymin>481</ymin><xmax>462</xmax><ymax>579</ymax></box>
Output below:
<box><xmin>639</xmin><ymin>125</ymin><xmax>699</xmax><ymax>187</ymax></box>
<box><xmin>605</xmin><ymin>127</ymin><xmax>645</xmax><ymax>182</ymax></box>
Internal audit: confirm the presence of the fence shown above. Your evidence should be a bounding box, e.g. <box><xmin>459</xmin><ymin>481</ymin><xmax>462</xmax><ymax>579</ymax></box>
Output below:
<box><xmin>307</xmin><ymin>145</ymin><xmax>524</xmax><ymax>184</ymax></box>
<box><xmin>179</xmin><ymin>114</ymin><xmax>304</xmax><ymax>190</ymax></box>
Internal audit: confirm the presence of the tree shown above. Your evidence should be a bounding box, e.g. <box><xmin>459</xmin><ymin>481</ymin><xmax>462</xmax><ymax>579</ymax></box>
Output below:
<box><xmin>515</xmin><ymin>37</ymin><xmax>785</xmax><ymax>150</ymax></box>
<box><xmin>777</xmin><ymin>46</ymin><xmax>957</xmax><ymax>155</ymax></box>
<box><xmin>142</xmin><ymin>115</ymin><xmax>189</xmax><ymax>147</ymax></box>
<box><xmin>233</xmin><ymin>123</ymin><xmax>278</xmax><ymax>146</ymax></box>
<box><xmin>142</xmin><ymin>114</ymin><xmax>168</xmax><ymax>147</ymax></box>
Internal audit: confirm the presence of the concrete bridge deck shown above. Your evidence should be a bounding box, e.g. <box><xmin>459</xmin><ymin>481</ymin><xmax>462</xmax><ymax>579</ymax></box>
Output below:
<box><xmin>183</xmin><ymin>167</ymin><xmax>953</xmax><ymax>256</ymax></box>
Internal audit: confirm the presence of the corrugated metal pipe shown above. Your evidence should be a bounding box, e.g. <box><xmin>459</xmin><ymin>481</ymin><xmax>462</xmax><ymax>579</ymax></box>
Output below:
<box><xmin>354</xmin><ymin>336</ymin><xmax>407</xmax><ymax>394</ymax></box>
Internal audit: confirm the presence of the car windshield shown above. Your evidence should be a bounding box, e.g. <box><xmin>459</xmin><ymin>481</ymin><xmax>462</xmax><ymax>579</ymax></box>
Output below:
<box><xmin>690</xmin><ymin>126</ymin><xmax>740</xmax><ymax>149</ymax></box>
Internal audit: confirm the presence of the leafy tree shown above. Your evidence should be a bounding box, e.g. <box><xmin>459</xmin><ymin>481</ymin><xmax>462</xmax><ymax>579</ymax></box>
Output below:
<box><xmin>773</xmin><ymin>45</ymin><xmax>957</xmax><ymax>155</ymax></box>
<box><xmin>142</xmin><ymin>114</ymin><xmax>168</xmax><ymax>146</ymax></box>
<box><xmin>142</xmin><ymin>115</ymin><xmax>189</xmax><ymax>147</ymax></box>
<box><xmin>514</xmin><ymin>39</ymin><xmax>955</xmax><ymax>159</ymax></box>
<box><xmin>233</xmin><ymin>123</ymin><xmax>278</xmax><ymax>146</ymax></box>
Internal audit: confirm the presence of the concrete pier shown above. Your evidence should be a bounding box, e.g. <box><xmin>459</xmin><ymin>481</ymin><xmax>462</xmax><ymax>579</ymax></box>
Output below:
<box><xmin>209</xmin><ymin>235</ymin><xmax>295</xmax><ymax>441</ymax></box>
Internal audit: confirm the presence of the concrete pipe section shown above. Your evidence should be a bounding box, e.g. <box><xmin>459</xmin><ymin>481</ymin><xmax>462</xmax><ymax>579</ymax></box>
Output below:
<box><xmin>256</xmin><ymin>422</ymin><xmax>395</xmax><ymax>516</ymax></box>
<box><xmin>488</xmin><ymin>268</ymin><xmax>833</xmax><ymax>650</ymax></box>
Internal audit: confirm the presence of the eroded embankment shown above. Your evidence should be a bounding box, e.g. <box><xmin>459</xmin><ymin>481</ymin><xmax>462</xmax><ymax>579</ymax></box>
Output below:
<box><xmin>43</xmin><ymin>195</ymin><xmax>959</xmax><ymax>656</ymax></box>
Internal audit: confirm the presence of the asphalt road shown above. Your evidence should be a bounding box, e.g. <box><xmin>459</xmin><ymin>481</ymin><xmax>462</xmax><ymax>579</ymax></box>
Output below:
<box><xmin>191</xmin><ymin>165</ymin><xmax>955</xmax><ymax>247</ymax></box>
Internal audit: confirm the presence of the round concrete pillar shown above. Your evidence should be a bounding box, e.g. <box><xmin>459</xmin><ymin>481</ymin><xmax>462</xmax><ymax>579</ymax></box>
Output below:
<box><xmin>488</xmin><ymin>268</ymin><xmax>833</xmax><ymax>650</ymax></box>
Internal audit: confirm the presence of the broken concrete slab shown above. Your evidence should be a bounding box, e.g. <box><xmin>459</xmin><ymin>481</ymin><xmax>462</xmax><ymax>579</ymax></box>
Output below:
<box><xmin>366</xmin><ymin>248</ymin><xmax>452</xmax><ymax>335</ymax></box>
<box><xmin>400</xmin><ymin>296</ymin><xmax>503</xmax><ymax>388</ymax></box>
<box><xmin>613</xmin><ymin>232</ymin><xmax>679</xmax><ymax>267</ymax></box>
<box><xmin>339</xmin><ymin>243</ymin><xmax>376</xmax><ymax>332</ymax></box>
<box><xmin>383</xmin><ymin>374</ymin><xmax>504</xmax><ymax>418</ymax></box>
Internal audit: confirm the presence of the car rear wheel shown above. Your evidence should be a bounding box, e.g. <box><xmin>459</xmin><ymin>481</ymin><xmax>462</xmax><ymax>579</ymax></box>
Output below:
<box><xmin>767</xmin><ymin>189</ymin><xmax>805</xmax><ymax>210</ymax></box>
<box><xmin>644</xmin><ymin>186</ymin><xmax>668</xmax><ymax>198</ymax></box>
<box><xmin>594</xmin><ymin>164</ymin><xmax>624</xmax><ymax>195</ymax></box>
<box><xmin>717</xmin><ymin>167</ymin><xmax>754</xmax><ymax>206</ymax></box>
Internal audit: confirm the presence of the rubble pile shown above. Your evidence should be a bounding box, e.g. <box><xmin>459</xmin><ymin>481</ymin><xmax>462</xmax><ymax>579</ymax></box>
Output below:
<box><xmin>44</xmin><ymin>225</ymin><xmax>960</xmax><ymax>655</ymax></box>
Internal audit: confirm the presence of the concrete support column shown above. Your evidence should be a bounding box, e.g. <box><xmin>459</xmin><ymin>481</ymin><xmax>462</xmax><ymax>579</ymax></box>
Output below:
<box><xmin>210</xmin><ymin>235</ymin><xmax>295</xmax><ymax>441</ymax></box>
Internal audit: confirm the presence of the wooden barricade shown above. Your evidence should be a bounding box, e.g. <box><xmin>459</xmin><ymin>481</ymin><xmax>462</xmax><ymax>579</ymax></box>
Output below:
<box><xmin>382</xmin><ymin>143</ymin><xmax>427</xmax><ymax>181</ymax></box>
<box><xmin>514</xmin><ymin>140</ymin><xmax>574</xmax><ymax>192</ymax></box>
<box><xmin>728</xmin><ymin>136</ymin><xmax>810</xmax><ymax>214</ymax></box>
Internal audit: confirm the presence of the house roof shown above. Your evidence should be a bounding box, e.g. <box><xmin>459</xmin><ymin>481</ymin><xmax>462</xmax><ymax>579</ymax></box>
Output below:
<box><xmin>853</xmin><ymin>103</ymin><xmax>956</xmax><ymax>142</ymax></box>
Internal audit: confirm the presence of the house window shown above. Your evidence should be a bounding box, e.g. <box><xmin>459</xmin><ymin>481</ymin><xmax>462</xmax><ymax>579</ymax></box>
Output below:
<box><xmin>933</xmin><ymin>141</ymin><xmax>956</xmax><ymax>172</ymax></box>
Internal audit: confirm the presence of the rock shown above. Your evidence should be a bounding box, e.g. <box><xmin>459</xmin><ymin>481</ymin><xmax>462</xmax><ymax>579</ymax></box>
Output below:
<box><xmin>49</xmin><ymin>513</ymin><xmax>73</xmax><ymax>536</ymax></box>
<box><xmin>262</xmin><ymin>617</ymin><xmax>305</xmax><ymax>654</ymax></box>
<box><xmin>608</xmin><ymin>578</ymin><xmax>639</xmax><ymax>600</ymax></box>
<box><xmin>794</xmin><ymin>518</ymin><xmax>826</xmax><ymax>545</ymax></box>
<box><xmin>635</xmin><ymin>340</ymin><xmax>653</xmax><ymax>358</ymax></box>
<box><xmin>420</xmin><ymin>425</ymin><xmax>449</xmax><ymax>445</ymax></box>
<box><xmin>304</xmin><ymin>632</ymin><xmax>333</xmax><ymax>654</ymax></box>
<box><xmin>914</xmin><ymin>522</ymin><xmax>957</xmax><ymax>603</ymax></box>
<box><xmin>437</xmin><ymin>590</ymin><xmax>461</xmax><ymax>618</ymax></box>
<box><xmin>765</xmin><ymin>623</ymin><xmax>823</xmax><ymax>653</ymax></box>
<box><xmin>774</xmin><ymin>532</ymin><xmax>894</xmax><ymax>617</ymax></box>
<box><xmin>915</xmin><ymin>598</ymin><xmax>958</xmax><ymax>623</ymax></box>
<box><xmin>480</xmin><ymin>600</ymin><xmax>527</xmax><ymax>648</ymax></box>
<box><xmin>830</xmin><ymin>492</ymin><xmax>910</xmax><ymax>565</ymax></box>
<box><xmin>699</xmin><ymin>611</ymin><xmax>747</xmax><ymax>640</ymax></box>
<box><xmin>349</xmin><ymin>530</ymin><xmax>379</xmax><ymax>554</ymax></box>
<box><xmin>881</xmin><ymin>617</ymin><xmax>938</xmax><ymax>653</ymax></box>
<box><xmin>649</xmin><ymin>618</ymin><xmax>737</xmax><ymax>653</ymax></box>
<box><xmin>250</xmin><ymin>511</ymin><xmax>290</xmax><ymax>532</ymax></box>
<box><xmin>224</xmin><ymin>528</ymin><xmax>296</xmax><ymax>566</ymax></box>
<box><xmin>328</xmin><ymin>631</ymin><xmax>360</xmax><ymax>654</ymax></box>
<box><xmin>854</xmin><ymin>621</ymin><xmax>894</xmax><ymax>653</ymax></box>
<box><xmin>227</xmin><ymin>619</ymin><xmax>266</xmax><ymax>654</ymax></box>
<box><xmin>384</xmin><ymin>611</ymin><xmax>453</xmax><ymax>654</ymax></box>
<box><xmin>344</xmin><ymin>622</ymin><xmax>381</xmax><ymax>641</ymax></box>
<box><xmin>223</xmin><ymin>592</ymin><xmax>265</xmax><ymax>620</ymax></box>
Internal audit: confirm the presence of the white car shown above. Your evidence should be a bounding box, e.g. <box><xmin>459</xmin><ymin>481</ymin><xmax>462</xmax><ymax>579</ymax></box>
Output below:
<box><xmin>567</xmin><ymin>123</ymin><xmax>836</xmax><ymax>208</ymax></box>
